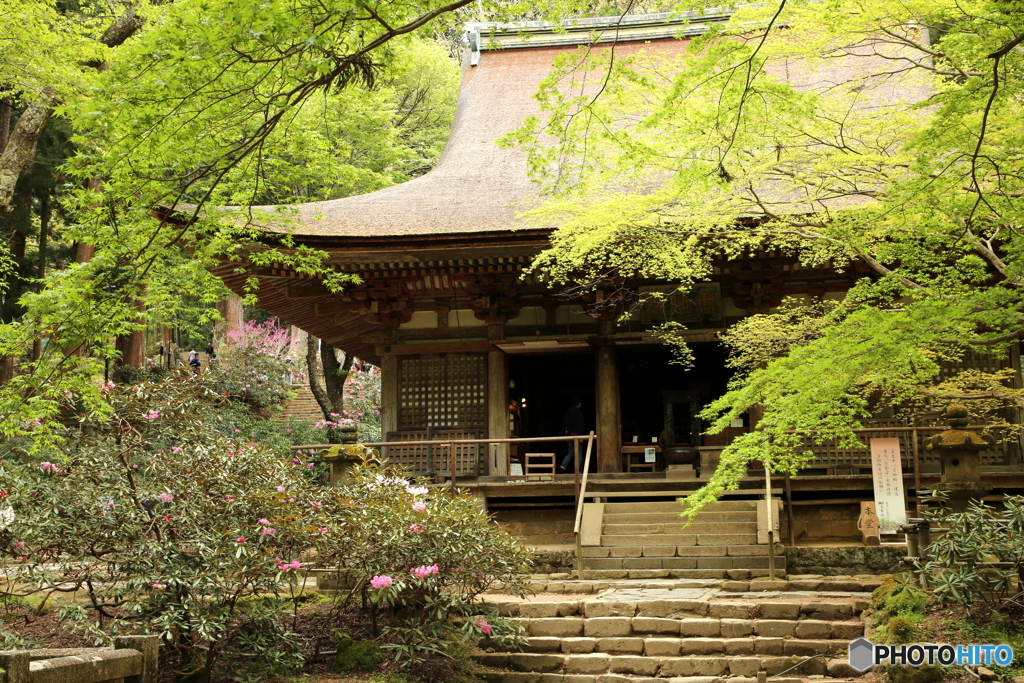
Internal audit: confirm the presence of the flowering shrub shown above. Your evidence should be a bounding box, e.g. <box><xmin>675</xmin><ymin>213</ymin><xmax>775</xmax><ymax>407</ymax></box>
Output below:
<box><xmin>0</xmin><ymin>376</ymin><xmax>533</xmax><ymax>676</ymax></box>
<box><xmin>0</xmin><ymin>379</ymin><xmax>319</xmax><ymax>681</ymax></box>
<box><xmin>314</xmin><ymin>459</ymin><xmax>534</xmax><ymax>664</ymax></box>
<box><xmin>210</xmin><ymin>318</ymin><xmax>295</xmax><ymax>411</ymax></box>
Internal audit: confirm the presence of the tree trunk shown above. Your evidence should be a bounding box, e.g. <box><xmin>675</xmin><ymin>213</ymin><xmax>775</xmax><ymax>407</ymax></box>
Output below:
<box><xmin>306</xmin><ymin>337</ymin><xmax>351</xmax><ymax>443</ymax></box>
<box><xmin>321</xmin><ymin>342</ymin><xmax>349</xmax><ymax>415</ymax></box>
<box><xmin>0</xmin><ymin>98</ymin><xmax>11</xmax><ymax>154</ymax></box>
<box><xmin>0</xmin><ymin>96</ymin><xmax>55</xmax><ymax>214</ymax></box>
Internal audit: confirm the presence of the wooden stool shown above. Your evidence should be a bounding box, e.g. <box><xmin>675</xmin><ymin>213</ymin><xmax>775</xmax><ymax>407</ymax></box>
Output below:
<box><xmin>525</xmin><ymin>453</ymin><xmax>556</xmax><ymax>476</ymax></box>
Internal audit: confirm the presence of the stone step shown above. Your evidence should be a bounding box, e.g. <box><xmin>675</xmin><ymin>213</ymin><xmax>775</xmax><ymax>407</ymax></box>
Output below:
<box><xmin>512</xmin><ymin>635</ymin><xmax>852</xmax><ymax>655</ymax></box>
<box><xmin>603</xmin><ymin>511</ymin><xmax>757</xmax><ymax>524</ymax></box>
<box><xmin>475</xmin><ymin>651</ymin><xmax>849</xmax><ymax>678</ymax></box>
<box><xmin>583</xmin><ymin>557</ymin><xmax>787</xmax><ymax>571</ymax></box>
<box><xmin>490</xmin><ymin>599</ymin><xmax>863</xmax><ymax>622</ymax></box>
<box><xmin>603</xmin><ymin>501</ymin><xmax>758</xmax><ymax>513</ymax></box>
<box><xmin>602</xmin><ymin>522</ymin><xmax>759</xmax><ymax>535</ymax></box>
<box><xmin>476</xmin><ymin>674</ymin><xmax>822</xmax><ymax>683</ymax></box>
<box><xmin>600</xmin><ymin>533</ymin><xmax>759</xmax><ymax>547</ymax></box>
<box><xmin>517</xmin><ymin>621</ymin><xmax>861</xmax><ymax>641</ymax></box>
<box><xmin>583</xmin><ymin>544</ymin><xmax>783</xmax><ymax>559</ymax></box>
<box><xmin>570</xmin><ymin>569</ymin><xmax>783</xmax><ymax>580</ymax></box>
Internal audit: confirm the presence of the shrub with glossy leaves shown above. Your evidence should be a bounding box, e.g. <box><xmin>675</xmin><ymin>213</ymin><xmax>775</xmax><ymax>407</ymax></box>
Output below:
<box><xmin>0</xmin><ymin>375</ymin><xmax>532</xmax><ymax>677</ymax></box>
<box><xmin>918</xmin><ymin>490</ymin><xmax>1024</xmax><ymax>608</ymax></box>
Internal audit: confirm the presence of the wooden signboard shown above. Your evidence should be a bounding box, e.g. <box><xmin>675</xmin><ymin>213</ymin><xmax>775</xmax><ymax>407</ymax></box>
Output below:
<box><xmin>869</xmin><ymin>437</ymin><xmax>907</xmax><ymax>534</ymax></box>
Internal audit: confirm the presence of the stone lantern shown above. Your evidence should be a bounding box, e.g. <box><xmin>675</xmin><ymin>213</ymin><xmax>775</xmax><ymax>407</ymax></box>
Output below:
<box><xmin>924</xmin><ymin>403</ymin><xmax>994</xmax><ymax>511</ymax></box>
<box><xmin>321</xmin><ymin>424</ymin><xmax>377</xmax><ymax>486</ymax></box>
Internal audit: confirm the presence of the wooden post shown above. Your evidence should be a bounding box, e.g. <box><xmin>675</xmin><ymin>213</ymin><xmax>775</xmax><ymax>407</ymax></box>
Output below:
<box><xmin>595</xmin><ymin>323</ymin><xmax>621</xmax><ymax>473</ymax></box>
<box><xmin>784</xmin><ymin>472</ymin><xmax>795</xmax><ymax>547</ymax></box>
<box><xmin>380</xmin><ymin>355</ymin><xmax>399</xmax><ymax>461</ymax></box>
<box><xmin>487</xmin><ymin>349</ymin><xmax>509</xmax><ymax>476</ymax></box>
<box><xmin>573</xmin><ymin>439</ymin><xmax>580</xmax><ymax>493</ymax></box>
<box><xmin>0</xmin><ymin>650</ymin><xmax>29</xmax><ymax>683</ymax></box>
<box><xmin>449</xmin><ymin>443</ymin><xmax>457</xmax><ymax>491</ymax></box>
<box><xmin>912</xmin><ymin>427</ymin><xmax>922</xmax><ymax>516</ymax></box>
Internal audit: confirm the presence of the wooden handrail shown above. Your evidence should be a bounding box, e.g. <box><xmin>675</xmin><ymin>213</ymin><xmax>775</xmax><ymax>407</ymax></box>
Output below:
<box><xmin>291</xmin><ymin>434</ymin><xmax>598</xmax><ymax>450</ymax></box>
<box><xmin>573</xmin><ymin>432</ymin><xmax>596</xmax><ymax>580</ymax></box>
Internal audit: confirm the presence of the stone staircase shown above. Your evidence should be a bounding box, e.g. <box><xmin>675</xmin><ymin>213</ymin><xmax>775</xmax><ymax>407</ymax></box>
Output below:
<box><xmin>581</xmin><ymin>500</ymin><xmax>786</xmax><ymax>579</ymax></box>
<box><xmin>278</xmin><ymin>384</ymin><xmax>324</xmax><ymax>422</ymax></box>
<box><xmin>477</xmin><ymin>576</ymin><xmax>875</xmax><ymax>683</ymax></box>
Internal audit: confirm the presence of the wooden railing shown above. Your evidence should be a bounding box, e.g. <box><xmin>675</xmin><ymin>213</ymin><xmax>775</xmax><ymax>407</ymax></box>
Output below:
<box><xmin>292</xmin><ymin>434</ymin><xmax>598</xmax><ymax>496</ymax></box>
<box><xmin>572</xmin><ymin>432</ymin><xmax>596</xmax><ymax>580</ymax></box>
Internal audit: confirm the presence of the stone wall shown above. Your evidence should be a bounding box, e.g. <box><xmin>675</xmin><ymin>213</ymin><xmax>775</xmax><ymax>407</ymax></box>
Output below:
<box><xmin>786</xmin><ymin>546</ymin><xmax>904</xmax><ymax>575</ymax></box>
<box><xmin>790</xmin><ymin>504</ymin><xmax>861</xmax><ymax>542</ymax></box>
<box><xmin>493</xmin><ymin>507</ymin><xmax>576</xmax><ymax>547</ymax></box>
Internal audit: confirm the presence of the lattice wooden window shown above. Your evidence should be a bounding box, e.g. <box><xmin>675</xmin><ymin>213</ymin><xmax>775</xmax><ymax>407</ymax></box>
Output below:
<box><xmin>398</xmin><ymin>354</ymin><xmax>486</xmax><ymax>430</ymax></box>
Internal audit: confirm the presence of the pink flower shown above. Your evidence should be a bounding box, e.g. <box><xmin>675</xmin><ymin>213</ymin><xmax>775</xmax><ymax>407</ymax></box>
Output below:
<box><xmin>307</xmin><ymin>463</ymin><xmax>314</xmax><ymax>468</ymax></box>
<box><xmin>131</xmin><ymin>464</ymin><xmax>138</xmax><ymax>469</ymax></box>
<box><xmin>310</xmin><ymin>502</ymin><xmax>322</xmax><ymax>510</ymax></box>
<box><xmin>289</xmin><ymin>559</ymin><xmax>301</xmax><ymax>570</ymax></box>
<box><xmin>157</xmin><ymin>493</ymin><xmax>174</xmax><ymax>503</ymax></box>
<box><xmin>288</xmin><ymin>497</ymin><xmax>295</xmax><ymax>503</ymax></box>
<box><xmin>161</xmin><ymin>515</ymin><xmax>171</xmax><ymax>522</ymax></box>
<box><xmin>276</xmin><ymin>486</ymin><xmax>286</xmax><ymax>492</ymax></box>
<box><xmin>0</xmin><ymin>491</ymin><xmax>5</xmax><ymax>498</ymax></box>
<box><xmin>412</xmin><ymin>501</ymin><xmax>427</xmax><ymax>512</ymax></box>
<box><xmin>258</xmin><ymin>518</ymin><xmax>270</xmax><ymax>525</ymax></box>
<box><xmin>261</xmin><ymin>527</ymin><xmax>276</xmax><ymax>536</ymax></box>
<box><xmin>151</xmin><ymin>581</ymin><xmax>163</xmax><ymax>589</ymax></box>
<box><xmin>144</xmin><ymin>410</ymin><xmax>159</xmax><ymax>420</ymax></box>
<box><xmin>408</xmin><ymin>524</ymin><xmax>426</xmax><ymax>535</ymax></box>
<box><xmin>172</xmin><ymin>447</ymin><xmax>182</xmax><ymax>454</ymax></box>
<box><xmin>40</xmin><ymin>461</ymin><xmax>56</xmax><ymax>472</ymax></box>
<box><xmin>225</xmin><ymin>496</ymin><xmax>234</xmax><ymax>502</ymax></box>
<box><xmin>411</xmin><ymin>564</ymin><xmax>439</xmax><ymax>579</ymax></box>
<box><xmin>236</xmin><ymin>537</ymin><xmax>245</xmax><ymax>543</ymax></box>
<box><xmin>234</xmin><ymin>429</ymin><xmax>241</xmax><ymax>433</ymax></box>
<box><xmin>370</xmin><ymin>575</ymin><xmax>394</xmax><ymax>589</ymax></box>
<box><xmin>318</xmin><ymin>527</ymin><xmax>329</xmax><ymax>534</ymax></box>
<box><xmin>475</xmin><ymin>618</ymin><xmax>492</xmax><ymax>635</ymax></box>
<box><xmin>14</xmin><ymin>541</ymin><xmax>25</xmax><ymax>550</ymax></box>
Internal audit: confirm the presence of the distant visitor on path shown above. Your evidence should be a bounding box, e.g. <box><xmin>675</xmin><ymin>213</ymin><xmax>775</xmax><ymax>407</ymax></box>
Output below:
<box><xmin>189</xmin><ymin>354</ymin><xmax>201</xmax><ymax>374</ymax></box>
<box><xmin>284</xmin><ymin>358</ymin><xmax>294</xmax><ymax>384</ymax></box>
<box><xmin>205</xmin><ymin>342</ymin><xmax>214</xmax><ymax>358</ymax></box>
<box><xmin>558</xmin><ymin>397</ymin><xmax>585</xmax><ymax>473</ymax></box>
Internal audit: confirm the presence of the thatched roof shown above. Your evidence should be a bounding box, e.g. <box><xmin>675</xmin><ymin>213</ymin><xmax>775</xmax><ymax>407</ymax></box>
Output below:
<box><xmin>247</xmin><ymin>13</ymin><xmax>723</xmax><ymax>239</ymax></box>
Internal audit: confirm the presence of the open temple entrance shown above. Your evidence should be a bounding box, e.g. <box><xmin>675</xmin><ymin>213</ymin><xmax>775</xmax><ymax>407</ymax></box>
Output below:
<box><xmin>618</xmin><ymin>342</ymin><xmax>738</xmax><ymax>473</ymax></box>
<box><xmin>507</xmin><ymin>352</ymin><xmax>596</xmax><ymax>470</ymax></box>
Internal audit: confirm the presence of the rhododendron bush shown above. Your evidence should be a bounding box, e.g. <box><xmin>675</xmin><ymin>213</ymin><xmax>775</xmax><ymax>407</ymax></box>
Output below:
<box><xmin>0</xmin><ymin>377</ymin><xmax>531</xmax><ymax>679</ymax></box>
<box><xmin>210</xmin><ymin>317</ymin><xmax>296</xmax><ymax>410</ymax></box>
<box><xmin>315</xmin><ymin>461</ymin><xmax>533</xmax><ymax>663</ymax></box>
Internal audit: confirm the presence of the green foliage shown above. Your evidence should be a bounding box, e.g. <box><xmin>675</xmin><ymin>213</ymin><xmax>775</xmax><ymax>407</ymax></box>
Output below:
<box><xmin>947</xmin><ymin>610</ymin><xmax>1024</xmax><ymax>675</ymax></box>
<box><xmin>507</xmin><ymin>1</ymin><xmax>1024</xmax><ymax>510</ymax></box>
<box><xmin>0</xmin><ymin>374</ymin><xmax>530</xmax><ymax>675</ymax></box>
<box><xmin>870</xmin><ymin>574</ymin><xmax>930</xmax><ymax>644</ymax></box>
<box><xmin>333</xmin><ymin>635</ymin><xmax>385</xmax><ymax>673</ymax></box>
<box><xmin>917</xmin><ymin>494</ymin><xmax>1024</xmax><ymax>608</ymax></box>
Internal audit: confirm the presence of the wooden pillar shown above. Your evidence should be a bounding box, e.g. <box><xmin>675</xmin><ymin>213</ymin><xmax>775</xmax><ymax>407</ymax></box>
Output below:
<box><xmin>215</xmin><ymin>295</ymin><xmax>243</xmax><ymax>345</ymax></box>
<box><xmin>487</xmin><ymin>348</ymin><xmax>509</xmax><ymax>476</ymax></box>
<box><xmin>595</xmin><ymin>322</ymin><xmax>621</xmax><ymax>473</ymax></box>
<box><xmin>380</xmin><ymin>355</ymin><xmax>399</xmax><ymax>440</ymax></box>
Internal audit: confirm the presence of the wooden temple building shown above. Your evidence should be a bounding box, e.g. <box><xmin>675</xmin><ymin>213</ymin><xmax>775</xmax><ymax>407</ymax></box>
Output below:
<box><xmin>209</xmin><ymin>12</ymin><xmax>1023</xmax><ymax>550</ymax></box>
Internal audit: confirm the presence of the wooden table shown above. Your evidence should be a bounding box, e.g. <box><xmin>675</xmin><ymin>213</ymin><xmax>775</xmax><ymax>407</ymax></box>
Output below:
<box><xmin>621</xmin><ymin>444</ymin><xmax>661</xmax><ymax>473</ymax></box>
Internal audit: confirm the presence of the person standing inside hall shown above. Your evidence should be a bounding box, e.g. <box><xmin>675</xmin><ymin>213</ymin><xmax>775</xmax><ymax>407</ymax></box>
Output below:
<box><xmin>558</xmin><ymin>397</ymin><xmax>586</xmax><ymax>473</ymax></box>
